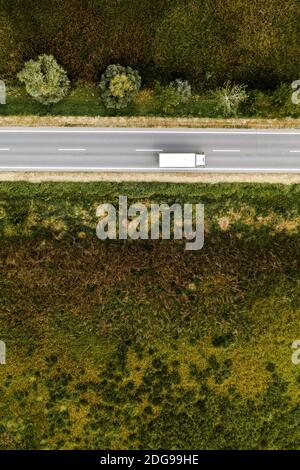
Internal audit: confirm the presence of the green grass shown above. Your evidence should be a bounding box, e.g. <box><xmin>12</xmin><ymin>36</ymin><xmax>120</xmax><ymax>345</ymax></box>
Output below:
<box><xmin>0</xmin><ymin>85</ymin><xmax>108</xmax><ymax>117</ymax></box>
<box><xmin>0</xmin><ymin>84</ymin><xmax>221</xmax><ymax>118</ymax></box>
<box><xmin>0</xmin><ymin>182</ymin><xmax>299</xmax><ymax>449</ymax></box>
<box><xmin>1</xmin><ymin>84</ymin><xmax>299</xmax><ymax>119</ymax></box>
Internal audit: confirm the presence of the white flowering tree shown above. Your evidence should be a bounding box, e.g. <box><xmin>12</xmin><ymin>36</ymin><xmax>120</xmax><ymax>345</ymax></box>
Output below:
<box><xmin>213</xmin><ymin>81</ymin><xmax>248</xmax><ymax>116</ymax></box>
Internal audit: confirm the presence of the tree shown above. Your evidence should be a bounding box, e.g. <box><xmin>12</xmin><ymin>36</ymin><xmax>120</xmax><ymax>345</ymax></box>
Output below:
<box><xmin>99</xmin><ymin>64</ymin><xmax>141</xmax><ymax>109</ymax></box>
<box><xmin>17</xmin><ymin>54</ymin><xmax>70</xmax><ymax>105</ymax></box>
<box><xmin>213</xmin><ymin>81</ymin><xmax>248</xmax><ymax>116</ymax></box>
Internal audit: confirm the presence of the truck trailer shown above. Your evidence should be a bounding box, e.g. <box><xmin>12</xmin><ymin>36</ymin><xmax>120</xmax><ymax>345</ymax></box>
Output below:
<box><xmin>158</xmin><ymin>153</ymin><xmax>206</xmax><ymax>168</ymax></box>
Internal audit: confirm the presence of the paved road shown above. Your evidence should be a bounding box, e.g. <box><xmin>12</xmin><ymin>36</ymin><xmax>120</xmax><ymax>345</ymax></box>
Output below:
<box><xmin>0</xmin><ymin>127</ymin><xmax>300</xmax><ymax>172</ymax></box>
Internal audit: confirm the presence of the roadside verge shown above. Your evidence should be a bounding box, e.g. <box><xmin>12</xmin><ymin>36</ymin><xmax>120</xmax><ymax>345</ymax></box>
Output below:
<box><xmin>1</xmin><ymin>171</ymin><xmax>299</xmax><ymax>184</ymax></box>
<box><xmin>0</xmin><ymin>116</ymin><xmax>300</xmax><ymax>128</ymax></box>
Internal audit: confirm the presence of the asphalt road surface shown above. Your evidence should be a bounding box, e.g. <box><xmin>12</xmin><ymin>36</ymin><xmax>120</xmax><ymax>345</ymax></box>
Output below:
<box><xmin>0</xmin><ymin>127</ymin><xmax>300</xmax><ymax>172</ymax></box>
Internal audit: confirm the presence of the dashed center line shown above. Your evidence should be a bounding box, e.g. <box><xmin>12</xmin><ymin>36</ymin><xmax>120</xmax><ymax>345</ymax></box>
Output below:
<box><xmin>290</xmin><ymin>150</ymin><xmax>300</xmax><ymax>153</ymax></box>
<box><xmin>213</xmin><ymin>149</ymin><xmax>240</xmax><ymax>153</ymax></box>
<box><xmin>136</xmin><ymin>149</ymin><xmax>163</xmax><ymax>152</ymax></box>
<box><xmin>58</xmin><ymin>148</ymin><xmax>86</xmax><ymax>152</ymax></box>
<box><xmin>0</xmin><ymin>148</ymin><xmax>10</xmax><ymax>151</ymax></box>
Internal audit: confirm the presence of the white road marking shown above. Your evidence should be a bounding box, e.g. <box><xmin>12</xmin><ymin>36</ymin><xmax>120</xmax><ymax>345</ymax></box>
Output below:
<box><xmin>0</xmin><ymin>129</ymin><xmax>300</xmax><ymax>135</ymax></box>
<box><xmin>136</xmin><ymin>149</ymin><xmax>163</xmax><ymax>152</ymax></box>
<box><xmin>290</xmin><ymin>150</ymin><xmax>300</xmax><ymax>153</ymax></box>
<box><xmin>58</xmin><ymin>148</ymin><xmax>86</xmax><ymax>151</ymax></box>
<box><xmin>0</xmin><ymin>148</ymin><xmax>10</xmax><ymax>151</ymax></box>
<box><xmin>213</xmin><ymin>149</ymin><xmax>240</xmax><ymax>152</ymax></box>
<box><xmin>1</xmin><ymin>166</ymin><xmax>300</xmax><ymax>172</ymax></box>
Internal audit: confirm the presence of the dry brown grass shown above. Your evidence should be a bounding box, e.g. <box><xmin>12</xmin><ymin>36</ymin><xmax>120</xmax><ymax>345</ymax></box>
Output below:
<box><xmin>0</xmin><ymin>115</ymin><xmax>300</xmax><ymax>128</ymax></box>
<box><xmin>0</xmin><ymin>171</ymin><xmax>299</xmax><ymax>184</ymax></box>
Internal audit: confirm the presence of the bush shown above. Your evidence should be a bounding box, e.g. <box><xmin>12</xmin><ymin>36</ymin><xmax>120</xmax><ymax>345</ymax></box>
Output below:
<box><xmin>248</xmin><ymin>90</ymin><xmax>273</xmax><ymax>117</ymax></box>
<box><xmin>155</xmin><ymin>79</ymin><xmax>192</xmax><ymax>114</ymax></box>
<box><xmin>171</xmin><ymin>79</ymin><xmax>192</xmax><ymax>103</ymax></box>
<box><xmin>99</xmin><ymin>64</ymin><xmax>141</xmax><ymax>110</ymax></box>
<box><xmin>271</xmin><ymin>83</ymin><xmax>300</xmax><ymax>117</ymax></box>
<box><xmin>17</xmin><ymin>54</ymin><xmax>70</xmax><ymax>105</ymax></box>
<box><xmin>213</xmin><ymin>81</ymin><xmax>248</xmax><ymax>116</ymax></box>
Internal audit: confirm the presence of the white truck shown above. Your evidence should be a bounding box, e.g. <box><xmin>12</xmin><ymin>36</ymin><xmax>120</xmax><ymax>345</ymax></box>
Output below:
<box><xmin>159</xmin><ymin>152</ymin><xmax>205</xmax><ymax>168</ymax></box>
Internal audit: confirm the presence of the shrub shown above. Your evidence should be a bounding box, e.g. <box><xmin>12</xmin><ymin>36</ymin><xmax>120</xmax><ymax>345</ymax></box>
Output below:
<box><xmin>248</xmin><ymin>90</ymin><xmax>273</xmax><ymax>117</ymax></box>
<box><xmin>155</xmin><ymin>79</ymin><xmax>192</xmax><ymax>114</ymax></box>
<box><xmin>155</xmin><ymin>83</ymin><xmax>180</xmax><ymax>114</ymax></box>
<box><xmin>271</xmin><ymin>83</ymin><xmax>300</xmax><ymax>117</ymax></box>
<box><xmin>212</xmin><ymin>333</ymin><xmax>235</xmax><ymax>348</ymax></box>
<box><xmin>17</xmin><ymin>54</ymin><xmax>70</xmax><ymax>105</ymax></box>
<box><xmin>171</xmin><ymin>79</ymin><xmax>192</xmax><ymax>103</ymax></box>
<box><xmin>213</xmin><ymin>81</ymin><xmax>248</xmax><ymax>116</ymax></box>
<box><xmin>99</xmin><ymin>64</ymin><xmax>141</xmax><ymax>110</ymax></box>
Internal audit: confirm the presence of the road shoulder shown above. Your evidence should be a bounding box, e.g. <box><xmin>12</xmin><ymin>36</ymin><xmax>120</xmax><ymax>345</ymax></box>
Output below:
<box><xmin>1</xmin><ymin>171</ymin><xmax>299</xmax><ymax>184</ymax></box>
<box><xmin>0</xmin><ymin>116</ymin><xmax>300</xmax><ymax>129</ymax></box>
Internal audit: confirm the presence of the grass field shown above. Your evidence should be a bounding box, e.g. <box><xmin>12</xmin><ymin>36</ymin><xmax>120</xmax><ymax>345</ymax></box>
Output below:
<box><xmin>0</xmin><ymin>182</ymin><xmax>299</xmax><ymax>449</ymax></box>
